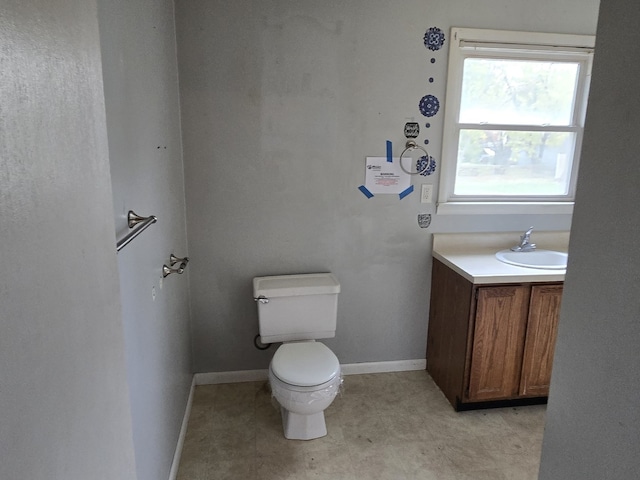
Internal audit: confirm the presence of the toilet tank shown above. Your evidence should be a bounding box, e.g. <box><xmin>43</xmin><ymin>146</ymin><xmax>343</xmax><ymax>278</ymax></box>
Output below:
<box><xmin>253</xmin><ymin>273</ymin><xmax>340</xmax><ymax>344</ymax></box>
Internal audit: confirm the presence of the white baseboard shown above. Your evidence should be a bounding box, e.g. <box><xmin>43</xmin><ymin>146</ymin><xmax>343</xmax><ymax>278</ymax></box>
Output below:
<box><xmin>195</xmin><ymin>369</ymin><xmax>269</xmax><ymax>385</ymax></box>
<box><xmin>340</xmin><ymin>359</ymin><xmax>427</xmax><ymax>375</ymax></box>
<box><xmin>194</xmin><ymin>359</ymin><xmax>426</xmax><ymax>385</ymax></box>
<box><xmin>168</xmin><ymin>376</ymin><xmax>196</xmax><ymax>480</ymax></box>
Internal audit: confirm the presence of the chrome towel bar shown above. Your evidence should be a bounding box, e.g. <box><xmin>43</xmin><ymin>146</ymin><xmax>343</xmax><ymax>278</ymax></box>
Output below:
<box><xmin>116</xmin><ymin>210</ymin><xmax>158</xmax><ymax>253</ymax></box>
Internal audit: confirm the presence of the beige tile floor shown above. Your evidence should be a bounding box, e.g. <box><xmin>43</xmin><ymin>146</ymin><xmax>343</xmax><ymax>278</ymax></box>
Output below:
<box><xmin>177</xmin><ymin>371</ymin><xmax>545</xmax><ymax>480</ymax></box>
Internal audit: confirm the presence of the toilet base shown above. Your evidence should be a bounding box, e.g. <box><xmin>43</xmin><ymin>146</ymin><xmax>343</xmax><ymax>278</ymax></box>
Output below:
<box><xmin>281</xmin><ymin>407</ymin><xmax>327</xmax><ymax>440</ymax></box>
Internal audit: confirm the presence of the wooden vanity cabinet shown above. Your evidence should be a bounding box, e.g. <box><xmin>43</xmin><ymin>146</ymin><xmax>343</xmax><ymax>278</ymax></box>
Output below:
<box><xmin>426</xmin><ymin>258</ymin><xmax>562</xmax><ymax>410</ymax></box>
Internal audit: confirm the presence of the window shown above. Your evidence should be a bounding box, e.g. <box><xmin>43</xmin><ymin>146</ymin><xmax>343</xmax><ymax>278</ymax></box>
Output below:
<box><xmin>438</xmin><ymin>28</ymin><xmax>595</xmax><ymax>214</ymax></box>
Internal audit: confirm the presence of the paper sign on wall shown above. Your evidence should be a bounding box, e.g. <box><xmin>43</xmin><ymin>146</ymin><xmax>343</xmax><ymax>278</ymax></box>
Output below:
<box><xmin>364</xmin><ymin>157</ymin><xmax>411</xmax><ymax>194</ymax></box>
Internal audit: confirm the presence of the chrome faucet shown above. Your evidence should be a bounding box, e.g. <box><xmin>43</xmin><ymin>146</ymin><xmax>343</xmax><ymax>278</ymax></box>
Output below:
<box><xmin>511</xmin><ymin>226</ymin><xmax>536</xmax><ymax>252</ymax></box>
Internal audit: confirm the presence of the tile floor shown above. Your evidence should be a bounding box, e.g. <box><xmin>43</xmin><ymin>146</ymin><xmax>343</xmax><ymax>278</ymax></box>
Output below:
<box><xmin>177</xmin><ymin>371</ymin><xmax>545</xmax><ymax>480</ymax></box>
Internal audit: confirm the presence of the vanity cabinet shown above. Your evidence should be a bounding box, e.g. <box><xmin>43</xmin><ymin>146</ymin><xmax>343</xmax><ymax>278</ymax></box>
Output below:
<box><xmin>426</xmin><ymin>258</ymin><xmax>562</xmax><ymax>410</ymax></box>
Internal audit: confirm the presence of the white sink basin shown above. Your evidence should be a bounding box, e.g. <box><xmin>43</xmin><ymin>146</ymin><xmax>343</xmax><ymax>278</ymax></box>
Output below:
<box><xmin>496</xmin><ymin>249</ymin><xmax>568</xmax><ymax>270</ymax></box>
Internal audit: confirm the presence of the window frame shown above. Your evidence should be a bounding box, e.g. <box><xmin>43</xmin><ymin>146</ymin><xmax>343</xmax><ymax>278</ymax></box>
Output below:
<box><xmin>438</xmin><ymin>28</ymin><xmax>595</xmax><ymax>215</ymax></box>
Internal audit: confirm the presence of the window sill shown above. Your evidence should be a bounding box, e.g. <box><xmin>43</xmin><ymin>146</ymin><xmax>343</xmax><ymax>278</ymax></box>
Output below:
<box><xmin>436</xmin><ymin>202</ymin><xmax>574</xmax><ymax>215</ymax></box>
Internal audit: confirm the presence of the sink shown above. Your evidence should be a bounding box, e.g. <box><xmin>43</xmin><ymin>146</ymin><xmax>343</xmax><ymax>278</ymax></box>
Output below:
<box><xmin>496</xmin><ymin>249</ymin><xmax>568</xmax><ymax>270</ymax></box>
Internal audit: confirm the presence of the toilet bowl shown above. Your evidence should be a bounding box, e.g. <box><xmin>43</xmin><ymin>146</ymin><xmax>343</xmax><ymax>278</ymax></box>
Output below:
<box><xmin>268</xmin><ymin>341</ymin><xmax>341</xmax><ymax>440</ymax></box>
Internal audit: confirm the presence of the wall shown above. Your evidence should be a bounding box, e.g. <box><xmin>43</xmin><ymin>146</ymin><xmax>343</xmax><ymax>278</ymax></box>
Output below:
<box><xmin>97</xmin><ymin>0</ymin><xmax>192</xmax><ymax>479</ymax></box>
<box><xmin>539</xmin><ymin>0</ymin><xmax>640</xmax><ymax>477</ymax></box>
<box><xmin>175</xmin><ymin>0</ymin><xmax>600</xmax><ymax>373</ymax></box>
<box><xmin>0</xmin><ymin>1</ymin><xmax>137</xmax><ymax>479</ymax></box>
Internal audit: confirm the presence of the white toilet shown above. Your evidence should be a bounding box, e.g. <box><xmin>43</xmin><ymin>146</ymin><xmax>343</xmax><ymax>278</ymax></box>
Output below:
<box><xmin>253</xmin><ymin>273</ymin><xmax>341</xmax><ymax>440</ymax></box>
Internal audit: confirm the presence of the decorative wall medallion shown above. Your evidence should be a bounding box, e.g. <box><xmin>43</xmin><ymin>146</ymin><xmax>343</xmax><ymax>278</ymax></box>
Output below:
<box><xmin>419</xmin><ymin>94</ymin><xmax>440</xmax><ymax>117</ymax></box>
<box><xmin>416</xmin><ymin>155</ymin><xmax>437</xmax><ymax>176</ymax></box>
<box><xmin>424</xmin><ymin>27</ymin><xmax>445</xmax><ymax>51</ymax></box>
<box><xmin>418</xmin><ymin>213</ymin><xmax>432</xmax><ymax>229</ymax></box>
<box><xmin>404</xmin><ymin>122</ymin><xmax>420</xmax><ymax>138</ymax></box>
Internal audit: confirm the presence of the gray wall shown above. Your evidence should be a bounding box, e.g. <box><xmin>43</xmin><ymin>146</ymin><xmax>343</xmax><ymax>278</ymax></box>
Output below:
<box><xmin>0</xmin><ymin>1</ymin><xmax>137</xmax><ymax>479</ymax></box>
<box><xmin>175</xmin><ymin>0</ymin><xmax>600</xmax><ymax>373</ymax></box>
<box><xmin>539</xmin><ymin>0</ymin><xmax>640</xmax><ymax>477</ymax></box>
<box><xmin>97</xmin><ymin>1</ymin><xmax>192</xmax><ymax>480</ymax></box>
<box><xmin>5</xmin><ymin>0</ymin><xmax>637</xmax><ymax>478</ymax></box>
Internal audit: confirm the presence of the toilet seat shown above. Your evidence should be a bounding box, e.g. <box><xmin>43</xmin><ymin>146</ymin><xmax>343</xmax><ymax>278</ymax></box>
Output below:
<box><xmin>271</xmin><ymin>342</ymin><xmax>339</xmax><ymax>387</ymax></box>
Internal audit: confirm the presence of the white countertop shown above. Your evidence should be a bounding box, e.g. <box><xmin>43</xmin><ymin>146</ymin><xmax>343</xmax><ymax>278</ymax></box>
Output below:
<box><xmin>432</xmin><ymin>232</ymin><xmax>570</xmax><ymax>284</ymax></box>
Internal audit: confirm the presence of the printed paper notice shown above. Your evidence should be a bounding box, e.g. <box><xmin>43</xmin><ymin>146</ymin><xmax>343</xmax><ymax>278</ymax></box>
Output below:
<box><xmin>364</xmin><ymin>157</ymin><xmax>410</xmax><ymax>194</ymax></box>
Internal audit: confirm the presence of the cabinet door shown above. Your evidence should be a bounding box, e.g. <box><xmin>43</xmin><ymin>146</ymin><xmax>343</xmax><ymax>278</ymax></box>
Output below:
<box><xmin>519</xmin><ymin>284</ymin><xmax>563</xmax><ymax>397</ymax></box>
<box><xmin>467</xmin><ymin>286</ymin><xmax>529</xmax><ymax>402</ymax></box>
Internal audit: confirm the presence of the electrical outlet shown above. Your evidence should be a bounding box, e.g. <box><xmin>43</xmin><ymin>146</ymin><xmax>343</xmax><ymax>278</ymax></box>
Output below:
<box><xmin>421</xmin><ymin>184</ymin><xmax>433</xmax><ymax>203</ymax></box>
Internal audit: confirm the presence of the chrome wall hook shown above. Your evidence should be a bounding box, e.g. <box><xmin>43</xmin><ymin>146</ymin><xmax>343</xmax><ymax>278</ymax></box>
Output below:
<box><xmin>163</xmin><ymin>253</ymin><xmax>189</xmax><ymax>277</ymax></box>
<box><xmin>163</xmin><ymin>264</ymin><xmax>184</xmax><ymax>277</ymax></box>
<box><xmin>170</xmin><ymin>254</ymin><xmax>189</xmax><ymax>266</ymax></box>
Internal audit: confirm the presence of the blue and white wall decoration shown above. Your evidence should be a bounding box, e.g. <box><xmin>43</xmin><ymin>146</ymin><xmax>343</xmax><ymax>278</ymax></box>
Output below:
<box><xmin>424</xmin><ymin>27</ymin><xmax>445</xmax><ymax>51</ymax></box>
<box><xmin>417</xmin><ymin>213</ymin><xmax>432</xmax><ymax>228</ymax></box>
<box><xmin>416</xmin><ymin>155</ymin><xmax>437</xmax><ymax>176</ymax></box>
<box><xmin>419</xmin><ymin>26</ymin><xmax>444</xmax><ymax>165</ymax></box>
<box><xmin>419</xmin><ymin>94</ymin><xmax>440</xmax><ymax>117</ymax></box>
<box><xmin>404</xmin><ymin>122</ymin><xmax>420</xmax><ymax>138</ymax></box>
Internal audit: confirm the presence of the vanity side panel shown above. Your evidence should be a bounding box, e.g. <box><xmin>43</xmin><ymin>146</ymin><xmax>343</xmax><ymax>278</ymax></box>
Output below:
<box><xmin>426</xmin><ymin>258</ymin><xmax>474</xmax><ymax>407</ymax></box>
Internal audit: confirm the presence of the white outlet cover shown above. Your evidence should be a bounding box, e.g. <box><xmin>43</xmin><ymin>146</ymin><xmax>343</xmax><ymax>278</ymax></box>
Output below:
<box><xmin>421</xmin><ymin>184</ymin><xmax>433</xmax><ymax>203</ymax></box>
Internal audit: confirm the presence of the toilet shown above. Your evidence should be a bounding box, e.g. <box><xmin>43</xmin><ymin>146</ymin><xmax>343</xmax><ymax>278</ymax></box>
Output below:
<box><xmin>253</xmin><ymin>273</ymin><xmax>341</xmax><ymax>440</ymax></box>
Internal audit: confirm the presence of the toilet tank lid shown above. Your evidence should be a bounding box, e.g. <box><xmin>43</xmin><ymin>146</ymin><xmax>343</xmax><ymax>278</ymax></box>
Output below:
<box><xmin>253</xmin><ymin>273</ymin><xmax>340</xmax><ymax>298</ymax></box>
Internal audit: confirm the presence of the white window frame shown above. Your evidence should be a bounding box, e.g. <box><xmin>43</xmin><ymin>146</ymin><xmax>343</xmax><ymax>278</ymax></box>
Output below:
<box><xmin>438</xmin><ymin>28</ymin><xmax>595</xmax><ymax>215</ymax></box>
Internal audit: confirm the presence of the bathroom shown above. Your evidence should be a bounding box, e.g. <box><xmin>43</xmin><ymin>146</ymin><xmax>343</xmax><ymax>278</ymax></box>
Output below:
<box><xmin>2</xmin><ymin>0</ymin><xmax>640</xmax><ymax>479</ymax></box>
